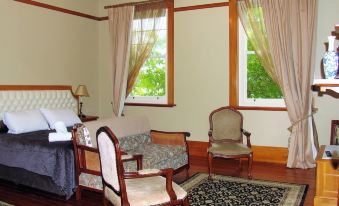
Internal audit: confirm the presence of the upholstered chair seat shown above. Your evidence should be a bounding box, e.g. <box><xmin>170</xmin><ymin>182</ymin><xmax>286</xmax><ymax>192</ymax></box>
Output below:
<box><xmin>78</xmin><ymin>154</ymin><xmax>134</xmax><ymax>191</ymax></box>
<box><xmin>97</xmin><ymin>126</ymin><xmax>189</xmax><ymax>206</ymax></box>
<box><xmin>208</xmin><ymin>143</ymin><xmax>252</xmax><ymax>156</ymax></box>
<box><xmin>79</xmin><ymin>173</ymin><xmax>102</xmax><ymax>190</ymax></box>
<box><xmin>105</xmin><ymin>176</ymin><xmax>187</xmax><ymax>206</ymax></box>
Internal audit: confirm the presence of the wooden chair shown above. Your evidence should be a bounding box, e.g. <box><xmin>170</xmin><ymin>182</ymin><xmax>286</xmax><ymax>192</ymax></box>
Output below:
<box><xmin>207</xmin><ymin>106</ymin><xmax>253</xmax><ymax>179</ymax></box>
<box><xmin>96</xmin><ymin>126</ymin><xmax>189</xmax><ymax>206</ymax></box>
<box><xmin>72</xmin><ymin>124</ymin><xmax>142</xmax><ymax>200</ymax></box>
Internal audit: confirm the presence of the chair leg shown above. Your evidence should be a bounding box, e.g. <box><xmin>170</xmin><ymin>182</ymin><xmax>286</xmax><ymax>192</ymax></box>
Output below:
<box><xmin>103</xmin><ymin>195</ymin><xmax>110</xmax><ymax>206</ymax></box>
<box><xmin>185</xmin><ymin>166</ymin><xmax>189</xmax><ymax>180</ymax></box>
<box><xmin>75</xmin><ymin>187</ymin><xmax>81</xmax><ymax>201</ymax></box>
<box><xmin>208</xmin><ymin>153</ymin><xmax>213</xmax><ymax>180</ymax></box>
<box><xmin>248</xmin><ymin>153</ymin><xmax>253</xmax><ymax>179</ymax></box>
<box><xmin>182</xmin><ymin>196</ymin><xmax>189</xmax><ymax>206</ymax></box>
<box><xmin>239</xmin><ymin>158</ymin><xmax>242</xmax><ymax>171</ymax></box>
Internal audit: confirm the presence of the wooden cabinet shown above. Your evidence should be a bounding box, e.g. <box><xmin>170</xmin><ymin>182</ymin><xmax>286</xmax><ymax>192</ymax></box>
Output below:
<box><xmin>314</xmin><ymin>145</ymin><xmax>339</xmax><ymax>206</ymax></box>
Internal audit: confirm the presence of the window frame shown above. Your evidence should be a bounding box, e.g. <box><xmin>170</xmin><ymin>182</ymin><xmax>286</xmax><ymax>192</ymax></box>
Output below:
<box><xmin>125</xmin><ymin>0</ymin><xmax>174</xmax><ymax>107</ymax></box>
<box><xmin>238</xmin><ymin>21</ymin><xmax>285</xmax><ymax>108</ymax></box>
<box><xmin>229</xmin><ymin>0</ymin><xmax>286</xmax><ymax>111</ymax></box>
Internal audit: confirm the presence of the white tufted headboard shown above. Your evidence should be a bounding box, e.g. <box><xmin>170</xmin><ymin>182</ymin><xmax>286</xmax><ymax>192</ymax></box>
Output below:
<box><xmin>0</xmin><ymin>85</ymin><xmax>78</xmax><ymax>120</ymax></box>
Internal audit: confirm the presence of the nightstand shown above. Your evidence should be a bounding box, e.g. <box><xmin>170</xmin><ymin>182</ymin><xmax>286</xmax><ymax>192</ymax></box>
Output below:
<box><xmin>80</xmin><ymin>115</ymin><xmax>99</xmax><ymax>122</ymax></box>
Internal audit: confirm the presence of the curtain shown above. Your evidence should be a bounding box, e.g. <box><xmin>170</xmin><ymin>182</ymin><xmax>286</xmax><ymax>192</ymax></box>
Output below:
<box><xmin>238</xmin><ymin>1</ymin><xmax>276</xmax><ymax>83</ymax></box>
<box><xmin>108</xmin><ymin>6</ymin><xmax>134</xmax><ymax>117</ymax></box>
<box><xmin>238</xmin><ymin>0</ymin><xmax>318</xmax><ymax>168</ymax></box>
<box><xmin>126</xmin><ymin>1</ymin><xmax>167</xmax><ymax>96</ymax></box>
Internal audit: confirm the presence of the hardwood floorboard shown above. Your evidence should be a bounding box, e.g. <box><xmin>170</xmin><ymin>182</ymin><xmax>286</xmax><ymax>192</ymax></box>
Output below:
<box><xmin>0</xmin><ymin>156</ymin><xmax>315</xmax><ymax>206</ymax></box>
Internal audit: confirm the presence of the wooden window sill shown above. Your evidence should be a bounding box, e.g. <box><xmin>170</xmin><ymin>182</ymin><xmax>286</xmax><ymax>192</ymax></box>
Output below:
<box><xmin>235</xmin><ymin>106</ymin><xmax>287</xmax><ymax>111</ymax></box>
<box><xmin>125</xmin><ymin>103</ymin><xmax>176</xmax><ymax>107</ymax></box>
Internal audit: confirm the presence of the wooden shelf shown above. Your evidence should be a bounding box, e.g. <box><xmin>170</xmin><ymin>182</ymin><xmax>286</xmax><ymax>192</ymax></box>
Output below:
<box><xmin>313</xmin><ymin>79</ymin><xmax>339</xmax><ymax>94</ymax></box>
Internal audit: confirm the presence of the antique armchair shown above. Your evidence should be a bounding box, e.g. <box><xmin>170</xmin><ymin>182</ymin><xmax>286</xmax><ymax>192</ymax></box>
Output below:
<box><xmin>207</xmin><ymin>106</ymin><xmax>253</xmax><ymax>179</ymax></box>
<box><xmin>72</xmin><ymin>124</ymin><xmax>142</xmax><ymax>200</ymax></box>
<box><xmin>96</xmin><ymin>126</ymin><xmax>189</xmax><ymax>206</ymax></box>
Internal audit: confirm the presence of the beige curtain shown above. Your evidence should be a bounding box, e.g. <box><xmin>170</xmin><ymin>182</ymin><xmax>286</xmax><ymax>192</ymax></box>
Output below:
<box><xmin>238</xmin><ymin>0</ymin><xmax>318</xmax><ymax>168</ymax></box>
<box><xmin>108</xmin><ymin>6</ymin><xmax>134</xmax><ymax>117</ymax></box>
<box><xmin>238</xmin><ymin>1</ymin><xmax>276</xmax><ymax>83</ymax></box>
<box><xmin>126</xmin><ymin>1</ymin><xmax>167</xmax><ymax>96</ymax></box>
<box><xmin>262</xmin><ymin>0</ymin><xmax>317</xmax><ymax>169</ymax></box>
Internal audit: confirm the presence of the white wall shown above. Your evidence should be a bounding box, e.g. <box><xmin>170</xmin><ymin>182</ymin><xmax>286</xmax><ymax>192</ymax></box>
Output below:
<box><xmin>0</xmin><ymin>0</ymin><xmax>99</xmax><ymax>115</ymax></box>
<box><xmin>125</xmin><ymin>3</ymin><xmax>229</xmax><ymax>141</ymax></box>
<box><xmin>38</xmin><ymin>0</ymin><xmax>99</xmax><ymax>16</ymax></box>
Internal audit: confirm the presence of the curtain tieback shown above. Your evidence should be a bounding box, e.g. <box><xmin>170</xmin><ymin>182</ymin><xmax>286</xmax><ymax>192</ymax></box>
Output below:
<box><xmin>287</xmin><ymin>108</ymin><xmax>318</xmax><ymax>132</ymax></box>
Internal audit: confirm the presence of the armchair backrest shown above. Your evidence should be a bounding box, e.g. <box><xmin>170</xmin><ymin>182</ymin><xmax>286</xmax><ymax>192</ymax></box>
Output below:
<box><xmin>72</xmin><ymin>124</ymin><xmax>96</xmax><ymax>174</ymax></box>
<box><xmin>96</xmin><ymin>126</ymin><xmax>127</xmax><ymax>205</ymax></box>
<box><xmin>209</xmin><ymin>106</ymin><xmax>243</xmax><ymax>142</ymax></box>
<box><xmin>84</xmin><ymin>115</ymin><xmax>151</xmax><ymax>148</ymax></box>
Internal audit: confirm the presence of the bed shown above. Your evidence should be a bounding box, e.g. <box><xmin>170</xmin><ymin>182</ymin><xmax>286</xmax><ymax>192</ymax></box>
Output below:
<box><xmin>0</xmin><ymin>85</ymin><xmax>78</xmax><ymax>199</ymax></box>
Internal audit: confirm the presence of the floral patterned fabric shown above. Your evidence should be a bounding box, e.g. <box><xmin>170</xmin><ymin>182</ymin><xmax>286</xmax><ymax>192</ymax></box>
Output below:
<box><xmin>74</xmin><ymin>124</ymin><xmax>93</xmax><ymax>147</ymax></box>
<box><xmin>74</xmin><ymin>125</ymin><xmax>188</xmax><ymax>174</ymax></box>
<box><xmin>118</xmin><ymin>132</ymin><xmax>151</xmax><ymax>151</ymax></box>
<box><xmin>123</xmin><ymin>143</ymin><xmax>188</xmax><ymax>172</ymax></box>
<box><xmin>79</xmin><ymin>173</ymin><xmax>102</xmax><ymax>190</ymax></box>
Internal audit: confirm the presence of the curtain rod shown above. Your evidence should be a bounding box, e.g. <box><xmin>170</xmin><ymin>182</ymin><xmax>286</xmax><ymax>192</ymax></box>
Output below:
<box><xmin>104</xmin><ymin>0</ymin><xmax>165</xmax><ymax>9</ymax></box>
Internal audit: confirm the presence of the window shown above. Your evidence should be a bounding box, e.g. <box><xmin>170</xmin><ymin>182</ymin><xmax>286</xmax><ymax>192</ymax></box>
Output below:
<box><xmin>238</xmin><ymin>21</ymin><xmax>284</xmax><ymax>107</ymax></box>
<box><xmin>125</xmin><ymin>2</ymin><xmax>174</xmax><ymax>106</ymax></box>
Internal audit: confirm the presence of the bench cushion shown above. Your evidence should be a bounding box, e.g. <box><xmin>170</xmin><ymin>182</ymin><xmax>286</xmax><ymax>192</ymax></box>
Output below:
<box><xmin>123</xmin><ymin>143</ymin><xmax>187</xmax><ymax>172</ymax></box>
<box><xmin>119</xmin><ymin>133</ymin><xmax>151</xmax><ymax>152</ymax></box>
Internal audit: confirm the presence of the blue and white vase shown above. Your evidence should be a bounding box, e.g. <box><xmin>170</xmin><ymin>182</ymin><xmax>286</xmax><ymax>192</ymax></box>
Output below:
<box><xmin>323</xmin><ymin>36</ymin><xmax>338</xmax><ymax>79</ymax></box>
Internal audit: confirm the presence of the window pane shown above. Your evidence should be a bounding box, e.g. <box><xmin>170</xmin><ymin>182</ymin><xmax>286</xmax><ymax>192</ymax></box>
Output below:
<box><xmin>130</xmin><ymin>29</ymin><xmax>167</xmax><ymax>97</ymax></box>
<box><xmin>131</xmin><ymin>56</ymin><xmax>166</xmax><ymax>96</ymax></box>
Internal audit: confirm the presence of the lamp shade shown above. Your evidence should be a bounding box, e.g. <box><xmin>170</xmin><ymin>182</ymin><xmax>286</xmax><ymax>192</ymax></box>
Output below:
<box><xmin>75</xmin><ymin>85</ymin><xmax>90</xmax><ymax>97</ymax></box>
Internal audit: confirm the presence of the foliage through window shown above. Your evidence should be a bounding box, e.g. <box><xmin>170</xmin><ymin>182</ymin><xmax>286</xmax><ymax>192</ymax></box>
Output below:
<box><xmin>238</xmin><ymin>21</ymin><xmax>284</xmax><ymax>107</ymax></box>
<box><xmin>126</xmin><ymin>13</ymin><xmax>168</xmax><ymax>104</ymax></box>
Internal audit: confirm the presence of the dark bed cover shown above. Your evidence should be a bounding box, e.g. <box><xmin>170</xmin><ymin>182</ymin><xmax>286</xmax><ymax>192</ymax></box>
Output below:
<box><xmin>0</xmin><ymin>129</ymin><xmax>75</xmax><ymax>199</ymax></box>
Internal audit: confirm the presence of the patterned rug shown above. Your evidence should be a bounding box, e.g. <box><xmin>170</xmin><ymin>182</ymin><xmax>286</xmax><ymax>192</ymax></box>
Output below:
<box><xmin>180</xmin><ymin>173</ymin><xmax>307</xmax><ymax>206</ymax></box>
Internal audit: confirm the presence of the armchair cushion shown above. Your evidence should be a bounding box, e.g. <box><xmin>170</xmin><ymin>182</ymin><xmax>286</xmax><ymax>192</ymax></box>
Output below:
<box><xmin>104</xmin><ymin>176</ymin><xmax>187</xmax><ymax>206</ymax></box>
<box><xmin>208</xmin><ymin>143</ymin><xmax>252</xmax><ymax>156</ymax></box>
<box><xmin>119</xmin><ymin>133</ymin><xmax>151</xmax><ymax>152</ymax></box>
<box><xmin>123</xmin><ymin>143</ymin><xmax>187</xmax><ymax>171</ymax></box>
<box><xmin>84</xmin><ymin>116</ymin><xmax>151</xmax><ymax>148</ymax></box>
<box><xmin>79</xmin><ymin>173</ymin><xmax>102</xmax><ymax>190</ymax></box>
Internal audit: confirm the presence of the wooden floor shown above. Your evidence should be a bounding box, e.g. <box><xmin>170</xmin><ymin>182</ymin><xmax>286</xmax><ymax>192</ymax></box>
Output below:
<box><xmin>0</xmin><ymin>156</ymin><xmax>316</xmax><ymax>206</ymax></box>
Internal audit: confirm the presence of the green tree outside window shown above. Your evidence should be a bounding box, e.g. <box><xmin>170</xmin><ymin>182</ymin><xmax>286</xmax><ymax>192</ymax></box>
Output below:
<box><xmin>247</xmin><ymin>41</ymin><xmax>283</xmax><ymax>99</ymax></box>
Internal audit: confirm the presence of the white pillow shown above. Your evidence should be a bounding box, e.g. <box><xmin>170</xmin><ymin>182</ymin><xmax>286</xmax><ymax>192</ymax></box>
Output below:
<box><xmin>3</xmin><ymin>110</ymin><xmax>50</xmax><ymax>134</ymax></box>
<box><xmin>40</xmin><ymin>108</ymin><xmax>81</xmax><ymax>129</ymax></box>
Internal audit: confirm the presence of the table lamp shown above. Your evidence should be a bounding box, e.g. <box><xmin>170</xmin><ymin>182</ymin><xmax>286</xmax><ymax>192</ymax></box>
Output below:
<box><xmin>75</xmin><ymin>85</ymin><xmax>89</xmax><ymax>118</ymax></box>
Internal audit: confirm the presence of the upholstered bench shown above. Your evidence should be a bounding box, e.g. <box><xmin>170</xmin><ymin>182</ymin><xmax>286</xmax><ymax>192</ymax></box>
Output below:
<box><xmin>72</xmin><ymin>115</ymin><xmax>190</xmax><ymax>200</ymax></box>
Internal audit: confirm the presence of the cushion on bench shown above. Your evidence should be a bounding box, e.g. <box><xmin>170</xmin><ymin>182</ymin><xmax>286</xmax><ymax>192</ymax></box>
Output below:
<box><xmin>123</xmin><ymin>143</ymin><xmax>188</xmax><ymax>172</ymax></box>
<box><xmin>119</xmin><ymin>133</ymin><xmax>151</xmax><ymax>152</ymax></box>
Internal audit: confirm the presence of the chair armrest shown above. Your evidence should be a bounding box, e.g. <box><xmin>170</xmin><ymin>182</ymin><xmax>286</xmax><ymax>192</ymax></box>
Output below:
<box><xmin>74</xmin><ymin>145</ymin><xmax>101</xmax><ymax>174</ymax></box>
<box><xmin>77</xmin><ymin>144</ymin><xmax>99</xmax><ymax>153</ymax></box>
<box><xmin>124</xmin><ymin>168</ymin><xmax>177</xmax><ymax>202</ymax></box>
<box><xmin>241</xmin><ymin>128</ymin><xmax>252</xmax><ymax>148</ymax></box>
<box><xmin>122</xmin><ymin>154</ymin><xmax>143</xmax><ymax>170</ymax></box>
<box><xmin>150</xmin><ymin>130</ymin><xmax>190</xmax><ymax>146</ymax></box>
